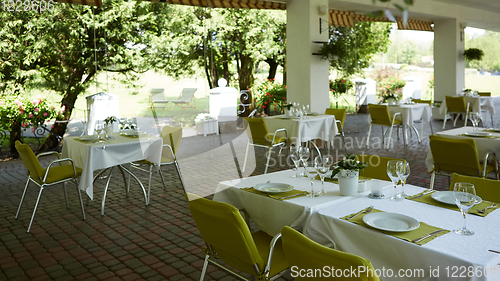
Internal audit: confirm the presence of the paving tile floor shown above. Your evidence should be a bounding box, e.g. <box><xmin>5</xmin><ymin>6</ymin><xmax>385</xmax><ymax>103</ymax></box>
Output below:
<box><xmin>1</xmin><ymin>99</ymin><xmax>499</xmax><ymax>280</ymax></box>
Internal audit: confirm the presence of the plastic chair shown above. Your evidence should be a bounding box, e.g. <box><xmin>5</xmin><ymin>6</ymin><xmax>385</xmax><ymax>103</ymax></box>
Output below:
<box><xmin>428</xmin><ymin>135</ymin><xmax>497</xmax><ymax>189</ymax></box>
<box><xmin>449</xmin><ymin>173</ymin><xmax>500</xmax><ymax>203</ymax></box>
<box><xmin>367</xmin><ymin>104</ymin><xmax>403</xmax><ymax>149</ymax></box>
<box><xmin>242</xmin><ymin>117</ymin><xmax>287</xmax><ymax>174</ymax></box>
<box><xmin>171</xmin><ymin>88</ymin><xmax>198</xmax><ymax>110</ymax></box>
<box><xmin>281</xmin><ymin>226</ymin><xmax>379</xmax><ymax>281</ymax></box>
<box><xmin>129</xmin><ymin>126</ymin><xmax>186</xmax><ymax>203</ymax></box>
<box><xmin>15</xmin><ymin>141</ymin><xmax>86</xmax><ymax>233</ymax></box>
<box><xmin>186</xmin><ymin>193</ymin><xmax>288</xmax><ymax>281</ymax></box>
<box><xmin>356</xmin><ymin>154</ymin><xmax>406</xmax><ymax>182</ymax></box>
<box><xmin>150</xmin><ymin>88</ymin><xmax>169</xmax><ymax>111</ymax></box>
<box><xmin>443</xmin><ymin>96</ymin><xmax>470</xmax><ymax>129</ymax></box>
<box><xmin>325</xmin><ymin>108</ymin><xmax>347</xmax><ymax>154</ymax></box>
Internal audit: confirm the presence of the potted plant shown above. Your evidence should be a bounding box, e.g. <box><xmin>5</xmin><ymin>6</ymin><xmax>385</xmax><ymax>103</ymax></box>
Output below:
<box><xmin>464</xmin><ymin>48</ymin><xmax>484</xmax><ymax>61</ymax></box>
<box><xmin>331</xmin><ymin>154</ymin><xmax>368</xmax><ymax>196</ymax></box>
<box><xmin>378</xmin><ymin>77</ymin><xmax>406</xmax><ymax>105</ymax></box>
<box><xmin>195</xmin><ymin>113</ymin><xmax>218</xmax><ymax>137</ymax></box>
<box><xmin>251</xmin><ymin>79</ymin><xmax>287</xmax><ymax>116</ymax></box>
<box><xmin>103</xmin><ymin>116</ymin><xmax>118</xmax><ymax>139</ymax></box>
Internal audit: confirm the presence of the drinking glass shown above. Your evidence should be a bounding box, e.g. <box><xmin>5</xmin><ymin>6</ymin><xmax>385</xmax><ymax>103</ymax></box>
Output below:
<box><xmin>305</xmin><ymin>164</ymin><xmax>319</xmax><ymax>197</ymax></box>
<box><xmin>289</xmin><ymin>146</ymin><xmax>301</xmax><ymax>178</ymax></box>
<box><xmin>396</xmin><ymin>161</ymin><xmax>410</xmax><ymax>198</ymax></box>
<box><xmin>94</xmin><ymin>124</ymin><xmax>103</xmax><ymax>139</ymax></box>
<box><xmin>469</xmin><ymin>112</ymin><xmax>481</xmax><ymax>131</ymax></box>
<box><xmin>298</xmin><ymin>146</ymin><xmax>310</xmax><ymax>177</ymax></box>
<box><xmin>453</xmin><ymin>182</ymin><xmax>476</xmax><ymax>236</ymax></box>
<box><xmin>315</xmin><ymin>155</ymin><xmax>332</xmax><ymax>195</ymax></box>
<box><xmin>387</xmin><ymin>160</ymin><xmax>403</xmax><ymax>201</ymax></box>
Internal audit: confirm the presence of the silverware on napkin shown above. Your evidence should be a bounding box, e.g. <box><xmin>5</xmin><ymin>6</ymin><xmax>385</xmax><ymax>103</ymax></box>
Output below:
<box><xmin>345</xmin><ymin>206</ymin><xmax>374</xmax><ymax>220</ymax></box>
<box><xmin>489</xmin><ymin>249</ymin><xmax>500</xmax><ymax>254</ymax></box>
<box><xmin>410</xmin><ymin>190</ymin><xmax>434</xmax><ymax>199</ymax></box>
<box><xmin>275</xmin><ymin>192</ymin><xmax>309</xmax><ymax>200</ymax></box>
<box><xmin>412</xmin><ymin>229</ymin><xmax>447</xmax><ymax>243</ymax></box>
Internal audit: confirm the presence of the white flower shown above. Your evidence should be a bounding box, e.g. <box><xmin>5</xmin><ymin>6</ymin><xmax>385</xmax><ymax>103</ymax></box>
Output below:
<box><xmin>195</xmin><ymin>113</ymin><xmax>215</xmax><ymax>122</ymax></box>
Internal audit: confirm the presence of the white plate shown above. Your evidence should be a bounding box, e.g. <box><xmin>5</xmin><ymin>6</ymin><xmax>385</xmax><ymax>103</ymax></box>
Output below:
<box><xmin>363</xmin><ymin>212</ymin><xmax>420</xmax><ymax>232</ymax></box>
<box><xmin>431</xmin><ymin>191</ymin><xmax>482</xmax><ymax>205</ymax></box>
<box><xmin>253</xmin><ymin>183</ymin><xmax>293</xmax><ymax>193</ymax></box>
<box><xmin>464</xmin><ymin>132</ymin><xmax>491</xmax><ymax>137</ymax></box>
<box><xmin>120</xmin><ymin>130</ymin><xmax>142</xmax><ymax>136</ymax></box>
<box><xmin>80</xmin><ymin>135</ymin><xmax>98</xmax><ymax>141</ymax></box>
<box><xmin>305</xmin><ymin>112</ymin><xmax>318</xmax><ymax>116</ymax></box>
<box><xmin>488</xmin><ymin>128</ymin><xmax>500</xmax><ymax>132</ymax></box>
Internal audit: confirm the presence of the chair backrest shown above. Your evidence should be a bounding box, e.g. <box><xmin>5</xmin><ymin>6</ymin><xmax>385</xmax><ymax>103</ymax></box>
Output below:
<box><xmin>243</xmin><ymin>117</ymin><xmax>272</xmax><ymax>146</ymax></box>
<box><xmin>186</xmin><ymin>193</ymin><xmax>265</xmax><ymax>275</ymax></box>
<box><xmin>325</xmin><ymin>108</ymin><xmax>346</xmax><ymax>131</ymax></box>
<box><xmin>356</xmin><ymin>154</ymin><xmax>406</xmax><ymax>182</ymax></box>
<box><xmin>477</xmin><ymin>92</ymin><xmax>491</xmax><ymax>97</ymax></box>
<box><xmin>450</xmin><ymin>173</ymin><xmax>500</xmax><ymax>203</ymax></box>
<box><xmin>15</xmin><ymin>141</ymin><xmax>44</xmax><ymax>182</ymax></box>
<box><xmin>429</xmin><ymin>135</ymin><xmax>481</xmax><ymax>176</ymax></box>
<box><xmin>367</xmin><ymin>104</ymin><xmax>392</xmax><ymax>126</ymax></box>
<box><xmin>281</xmin><ymin>226</ymin><xmax>379</xmax><ymax>281</ymax></box>
<box><xmin>412</xmin><ymin>99</ymin><xmax>432</xmax><ymax>106</ymax></box>
<box><xmin>178</xmin><ymin>88</ymin><xmax>197</xmax><ymax>102</ymax></box>
<box><xmin>445</xmin><ymin>96</ymin><xmax>467</xmax><ymax>112</ymax></box>
<box><xmin>160</xmin><ymin>126</ymin><xmax>182</xmax><ymax>161</ymax></box>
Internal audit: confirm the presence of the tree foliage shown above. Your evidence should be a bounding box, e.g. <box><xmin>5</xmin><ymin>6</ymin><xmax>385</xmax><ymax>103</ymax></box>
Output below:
<box><xmin>466</xmin><ymin>31</ymin><xmax>500</xmax><ymax>71</ymax></box>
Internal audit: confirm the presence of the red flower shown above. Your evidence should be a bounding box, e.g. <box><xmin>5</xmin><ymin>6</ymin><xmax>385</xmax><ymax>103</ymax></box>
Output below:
<box><xmin>264</xmin><ymin>102</ymin><xmax>268</xmax><ymax>104</ymax></box>
<box><xmin>262</xmin><ymin>105</ymin><xmax>266</xmax><ymax>108</ymax></box>
<box><xmin>282</xmin><ymin>97</ymin><xmax>286</xmax><ymax>100</ymax></box>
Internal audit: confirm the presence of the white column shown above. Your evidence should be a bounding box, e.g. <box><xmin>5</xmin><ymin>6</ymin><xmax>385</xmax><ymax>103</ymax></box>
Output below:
<box><xmin>286</xmin><ymin>0</ymin><xmax>330</xmax><ymax>113</ymax></box>
<box><xmin>434</xmin><ymin>18</ymin><xmax>465</xmax><ymax>102</ymax></box>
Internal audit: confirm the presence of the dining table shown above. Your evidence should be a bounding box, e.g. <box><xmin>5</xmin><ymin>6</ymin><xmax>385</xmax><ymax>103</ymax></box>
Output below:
<box><xmin>439</xmin><ymin>96</ymin><xmax>495</xmax><ymax>116</ymax></box>
<box><xmin>263</xmin><ymin>114</ymin><xmax>338</xmax><ymax>146</ymax></box>
<box><xmin>424</xmin><ymin>126</ymin><xmax>500</xmax><ymax>172</ymax></box>
<box><xmin>304</xmin><ymin>184</ymin><xmax>500</xmax><ymax>281</ymax></box>
<box><xmin>62</xmin><ymin>132</ymin><xmax>163</xmax><ymax>214</ymax></box>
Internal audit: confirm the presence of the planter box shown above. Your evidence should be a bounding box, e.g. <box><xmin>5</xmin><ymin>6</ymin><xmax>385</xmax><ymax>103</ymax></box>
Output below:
<box><xmin>196</xmin><ymin>119</ymin><xmax>219</xmax><ymax>137</ymax></box>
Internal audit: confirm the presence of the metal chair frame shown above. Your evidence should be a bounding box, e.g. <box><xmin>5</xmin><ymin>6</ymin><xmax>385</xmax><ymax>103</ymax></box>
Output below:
<box><xmin>366</xmin><ymin>111</ymin><xmax>402</xmax><ymax>149</ymax></box>
<box><xmin>443</xmin><ymin>100</ymin><xmax>470</xmax><ymax>129</ymax></box>
<box><xmin>242</xmin><ymin>128</ymin><xmax>288</xmax><ymax>174</ymax></box>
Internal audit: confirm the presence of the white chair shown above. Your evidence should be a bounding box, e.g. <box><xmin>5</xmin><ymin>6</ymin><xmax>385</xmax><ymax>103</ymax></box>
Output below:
<box><xmin>171</xmin><ymin>88</ymin><xmax>198</xmax><ymax>110</ymax></box>
<box><xmin>150</xmin><ymin>88</ymin><xmax>169</xmax><ymax>111</ymax></box>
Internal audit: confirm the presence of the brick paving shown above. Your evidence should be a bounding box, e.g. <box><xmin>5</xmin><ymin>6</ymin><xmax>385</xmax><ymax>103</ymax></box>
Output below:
<box><xmin>0</xmin><ymin>99</ymin><xmax>499</xmax><ymax>280</ymax></box>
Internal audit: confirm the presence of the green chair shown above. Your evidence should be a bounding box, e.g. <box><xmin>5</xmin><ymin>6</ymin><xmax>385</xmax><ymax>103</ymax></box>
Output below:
<box><xmin>281</xmin><ymin>226</ymin><xmax>379</xmax><ymax>281</ymax></box>
<box><xmin>450</xmin><ymin>173</ymin><xmax>500</xmax><ymax>203</ymax></box>
<box><xmin>367</xmin><ymin>104</ymin><xmax>403</xmax><ymax>149</ymax></box>
<box><xmin>428</xmin><ymin>135</ymin><xmax>497</xmax><ymax>189</ymax></box>
<box><xmin>443</xmin><ymin>96</ymin><xmax>470</xmax><ymax>129</ymax></box>
<box><xmin>477</xmin><ymin>92</ymin><xmax>491</xmax><ymax>97</ymax></box>
<box><xmin>186</xmin><ymin>193</ymin><xmax>288</xmax><ymax>281</ymax></box>
<box><xmin>15</xmin><ymin>141</ymin><xmax>86</xmax><ymax>233</ymax></box>
<box><xmin>243</xmin><ymin>117</ymin><xmax>287</xmax><ymax>174</ymax></box>
<box><xmin>356</xmin><ymin>154</ymin><xmax>406</xmax><ymax>182</ymax></box>
<box><xmin>325</xmin><ymin>108</ymin><xmax>347</xmax><ymax>154</ymax></box>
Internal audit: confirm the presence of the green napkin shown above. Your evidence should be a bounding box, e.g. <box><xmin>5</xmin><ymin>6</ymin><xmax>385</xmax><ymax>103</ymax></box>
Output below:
<box><xmin>318</xmin><ymin>175</ymin><xmax>371</xmax><ymax>183</ymax></box>
<box><xmin>341</xmin><ymin>208</ymin><xmax>450</xmax><ymax>246</ymax></box>
<box><xmin>406</xmin><ymin>191</ymin><xmax>499</xmax><ymax>217</ymax></box>
<box><xmin>74</xmin><ymin>137</ymin><xmax>99</xmax><ymax>143</ymax></box>
<box><xmin>241</xmin><ymin>187</ymin><xmax>310</xmax><ymax>201</ymax></box>
<box><xmin>457</xmin><ymin>133</ymin><xmax>499</xmax><ymax>139</ymax></box>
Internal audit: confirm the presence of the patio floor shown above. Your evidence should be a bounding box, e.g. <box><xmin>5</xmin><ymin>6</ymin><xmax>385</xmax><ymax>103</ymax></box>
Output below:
<box><xmin>0</xmin><ymin>100</ymin><xmax>498</xmax><ymax>281</ymax></box>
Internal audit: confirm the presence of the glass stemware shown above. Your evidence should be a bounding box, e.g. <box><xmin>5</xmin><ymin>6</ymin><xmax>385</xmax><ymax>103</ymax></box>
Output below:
<box><xmin>94</xmin><ymin>124</ymin><xmax>103</xmax><ymax>140</ymax></box>
<box><xmin>469</xmin><ymin>112</ymin><xmax>481</xmax><ymax>131</ymax></box>
<box><xmin>396</xmin><ymin>161</ymin><xmax>410</xmax><ymax>198</ymax></box>
<box><xmin>387</xmin><ymin>160</ymin><xmax>403</xmax><ymax>201</ymax></box>
<box><xmin>305</xmin><ymin>164</ymin><xmax>319</xmax><ymax>197</ymax></box>
<box><xmin>315</xmin><ymin>155</ymin><xmax>332</xmax><ymax>195</ymax></box>
<box><xmin>289</xmin><ymin>146</ymin><xmax>301</xmax><ymax>178</ymax></box>
<box><xmin>453</xmin><ymin>182</ymin><xmax>476</xmax><ymax>236</ymax></box>
<box><xmin>298</xmin><ymin>146</ymin><xmax>310</xmax><ymax>177</ymax></box>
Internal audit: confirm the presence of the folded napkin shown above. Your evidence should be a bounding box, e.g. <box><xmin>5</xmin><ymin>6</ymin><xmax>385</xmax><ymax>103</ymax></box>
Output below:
<box><xmin>406</xmin><ymin>191</ymin><xmax>499</xmax><ymax>217</ymax></box>
<box><xmin>457</xmin><ymin>133</ymin><xmax>498</xmax><ymax>139</ymax></box>
<box><xmin>341</xmin><ymin>208</ymin><xmax>449</xmax><ymax>246</ymax></box>
<box><xmin>75</xmin><ymin>137</ymin><xmax>100</xmax><ymax>143</ymax></box>
<box><xmin>241</xmin><ymin>187</ymin><xmax>309</xmax><ymax>201</ymax></box>
<box><xmin>319</xmin><ymin>176</ymin><xmax>371</xmax><ymax>183</ymax></box>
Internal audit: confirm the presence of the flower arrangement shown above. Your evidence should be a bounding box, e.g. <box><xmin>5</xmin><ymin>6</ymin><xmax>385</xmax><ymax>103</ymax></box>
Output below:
<box><xmin>194</xmin><ymin>113</ymin><xmax>215</xmax><ymax>123</ymax></box>
<box><xmin>329</xmin><ymin>78</ymin><xmax>354</xmax><ymax>98</ymax></box>
<box><xmin>104</xmin><ymin>116</ymin><xmax>118</xmax><ymax>126</ymax></box>
<box><xmin>331</xmin><ymin>154</ymin><xmax>368</xmax><ymax>178</ymax></box>
<box><xmin>252</xmin><ymin>79</ymin><xmax>287</xmax><ymax>113</ymax></box>
<box><xmin>378</xmin><ymin>76</ymin><xmax>406</xmax><ymax>102</ymax></box>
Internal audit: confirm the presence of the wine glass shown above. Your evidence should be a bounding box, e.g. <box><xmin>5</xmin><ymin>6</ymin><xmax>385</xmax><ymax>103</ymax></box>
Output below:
<box><xmin>469</xmin><ymin>112</ymin><xmax>481</xmax><ymax>131</ymax></box>
<box><xmin>94</xmin><ymin>123</ymin><xmax>103</xmax><ymax>139</ymax></box>
<box><xmin>453</xmin><ymin>182</ymin><xmax>476</xmax><ymax>236</ymax></box>
<box><xmin>315</xmin><ymin>155</ymin><xmax>332</xmax><ymax>195</ymax></box>
<box><xmin>387</xmin><ymin>160</ymin><xmax>403</xmax><ymax>201</ymax></box>
<box><xmin>305</xmin><ymin>164</ymin><xmax>318</xmax><ymax>197</ymax></box>
<box><xmin>298</xmin><ymin>146</ymin><xmax>310</xmax><ymax>177</ymax></box>
<box><xmin>289</xmin><ymin>146</ymin><xmax>301</xmax><ymax>178</ymax></box>
<box><xmin>396</xmin><ymin>161</ymin><xmax>410</xmax><ymax>198</ymax></box>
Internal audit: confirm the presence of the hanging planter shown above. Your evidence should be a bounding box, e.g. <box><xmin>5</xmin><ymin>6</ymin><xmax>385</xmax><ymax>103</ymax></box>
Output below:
<box><xmin>464</xmin><ymin>48</ymin><xmax>484</xmax><ymax>61</ymax></box>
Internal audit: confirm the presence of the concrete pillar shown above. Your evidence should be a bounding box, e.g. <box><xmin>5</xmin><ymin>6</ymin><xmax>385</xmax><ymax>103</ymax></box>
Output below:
<box><xmin>286</xmin><ymin>0</ymin><xmax>330</xmax><ymax>113</ymax></box>
<box><xmin>434</xmin><ymin>18</ymin><xmax>465</xmax><ymax>102</ymax></box>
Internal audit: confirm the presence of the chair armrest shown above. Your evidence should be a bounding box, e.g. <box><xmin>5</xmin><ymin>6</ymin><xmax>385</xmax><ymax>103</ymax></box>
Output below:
<box><xmin>248</xmin><ymin>109</ymin><xmax>257</xmax><ymax>118</ymax></box>
<box><xmin>483</xmin><ymin>151</ymin><xmax>497</xmax><ymax>177</ymax></box>
<box><xmin>263</xmin><ymin>233</ymin><xmax>282</xmax><ymax>278</ymax></box>
<box><xmin>43</xmin><ymin>158</ymin><xmax>78</xmax><ymax>182</ymax></box>
<box><xmin>271</xmin><ymin>128</ymin><xmax>287</xmax><ymax>144</ymax></box>
<box><xmin>162</xmin><ymin>144</ymin><xmax>176</xmax><ymax>161</ymax></box>
<box><xmin>391</xmin><ymin>112</ymin><xmax>402</xmax><ymax>126</ymax></box>
<box><xmin>36</xmin><ymin>151</ymin><xmax>61</xmax><ymax>159</ymax></box>
<box><xmin>335</xmin><ymin>119</ymin><xmax>344</xmax><ymax>132</ymax></box>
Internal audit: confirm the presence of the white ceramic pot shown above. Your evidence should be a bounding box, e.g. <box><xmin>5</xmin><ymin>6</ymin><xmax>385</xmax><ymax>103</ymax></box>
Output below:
<box><xmin>338</xmin><ymin>169</ymin><xmax>359</xmax><ymax>196</ymax></box>
<box><xmin>387</xmin><ymin>98</ymin><xmax>395</xmax><ymax>106</ymax></box>
<box><xmin>104</xmin><ymin>124</ymin><xmax>114</xmax><ymax>139</ymax></box>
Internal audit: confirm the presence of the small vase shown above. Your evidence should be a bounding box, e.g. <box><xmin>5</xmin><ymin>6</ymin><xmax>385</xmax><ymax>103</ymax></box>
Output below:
<box><xmin>338</xmin><ymin>169</ymin><xmax>359</xmax><ymax>196</ymax></box>
<box><xmin>104</xmin><ymin>124</ymin><xmax>114</xmax><ymax>140</ymax></box>
<box><xmin>387</xmin><ymin>98</ymin><xmax>395</xmax><ymax>106</ymax></box>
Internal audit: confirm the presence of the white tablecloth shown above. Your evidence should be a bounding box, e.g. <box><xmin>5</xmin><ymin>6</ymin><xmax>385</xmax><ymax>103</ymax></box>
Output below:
<box><xmin>264</xmin><ymin>115</ymin><xmax>337</xmax><ymax>144</ymax></box>
<box><xmin>213</xmin><ymin>170</ymin><xmax>393</xmax><ymax>236</ymax></box>
<box><xmin>304</xmin><ymin>185</ymin><xmax>500</xmax><ymax>281</ymax></box>
<box><xmin>62</xmin><ymin>133</ymin><xmax>163</xmax><ymax>200</ymax></box>
<box><xmin>440</xmin><ymin>96</ymin><xmax>495</xmax><ymax>116</ymax></box>
<box><xmin>424</xmin><ymin>126</ymin><xmax>500</xmax><ymax>172</ymax></box>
